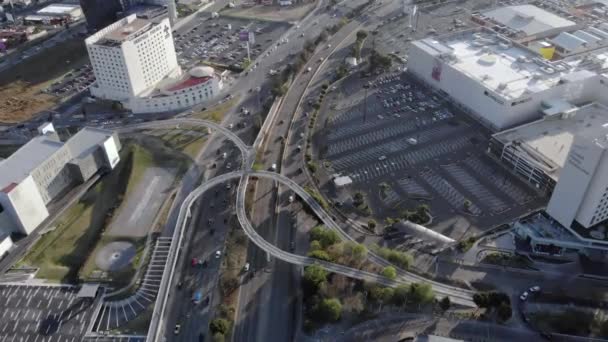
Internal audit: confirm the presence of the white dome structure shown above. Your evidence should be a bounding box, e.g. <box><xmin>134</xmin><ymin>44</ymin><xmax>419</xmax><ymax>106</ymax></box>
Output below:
<box><xmin>189</xmin><ymin>66</ymin><xmax>214</xmax><ymax>78</ymax></box>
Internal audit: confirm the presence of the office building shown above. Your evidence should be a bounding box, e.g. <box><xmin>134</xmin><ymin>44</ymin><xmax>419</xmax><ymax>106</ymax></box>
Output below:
<box><xmin>87</xmin><ymin>14</ymin><xmax>223</xmax><ymax>113</ymax></box>
<box><xmin>0</xmin><ymin>123</ymin><xmax>120</xmax><ymax>235</ymax></box>
<box><xmin>493</xmin><ymin>102</ymin><xmax>608</xmax><ymax>257</ymax></box>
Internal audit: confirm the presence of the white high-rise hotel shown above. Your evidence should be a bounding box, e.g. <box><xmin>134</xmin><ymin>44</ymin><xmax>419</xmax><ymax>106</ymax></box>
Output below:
<box><xmin>86</xmin><ymin>14</ymin><xmax>222</xmax><ymax>113</ymax></box>
<box><xmin>86</xmin><ymin>14</ymin><xmax>181</xmax><ymax>100</ymax></box>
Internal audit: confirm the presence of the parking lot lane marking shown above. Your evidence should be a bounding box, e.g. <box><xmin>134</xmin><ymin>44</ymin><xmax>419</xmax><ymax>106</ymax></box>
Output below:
<box><xmin>9</xmin><ymin>335</ymin><xmax>14</xmax><ymax>342</ymax></box>
<box><xmin>12</xmin><ymin>320</ymin><xmax>18</xmax><ymax>333</ymax></box>
<box><xmin>32</xmin><ymin>336</ymin><xmax>38</xmax><ymax>342</ymax></box>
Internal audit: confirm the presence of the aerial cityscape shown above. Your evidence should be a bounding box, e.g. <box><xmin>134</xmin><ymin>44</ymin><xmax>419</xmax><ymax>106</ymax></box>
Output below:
<box><xmin>2</xmin><ymin>0</ymin><xmax>608</xmax><ymax>341</ymax></box>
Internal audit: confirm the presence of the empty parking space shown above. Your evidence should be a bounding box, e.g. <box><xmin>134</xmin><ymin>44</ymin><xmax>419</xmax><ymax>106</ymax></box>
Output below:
<box><xmin>318</xmin><ymin>71</ymin><xmax>544</xmax><ymax>235</ymax></box>
<box><xmin>0</xmin><ymin>285</ymin><xmax>98</xmax><ymax>341</ymax></box>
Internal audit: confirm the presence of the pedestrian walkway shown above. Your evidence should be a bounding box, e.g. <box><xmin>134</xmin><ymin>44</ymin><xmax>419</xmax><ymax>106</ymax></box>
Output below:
<box><xmin>92</xmin><ymin>237</ymin><xmax>171</xmax><ymax>332</ymax></box>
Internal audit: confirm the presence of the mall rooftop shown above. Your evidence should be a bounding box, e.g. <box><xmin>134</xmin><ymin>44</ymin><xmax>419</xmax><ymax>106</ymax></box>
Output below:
<box><xmin>493</xmin><ymin>102</ymin><xmax>608</xmax><ymax>180</ymax></box>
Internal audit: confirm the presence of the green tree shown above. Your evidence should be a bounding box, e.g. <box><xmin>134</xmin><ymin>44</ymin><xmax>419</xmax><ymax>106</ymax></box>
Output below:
<box><xmin>303</xmin><ymin>264</ymin><xmax>328</xmax><ymax>295</ymax></box>
<box><xmin>314</xmin><ymin>298</ymin><xmax>342</xmax><ymax>322</ymax></box>
<box><xmin>351</xmin><ymin>243</ymin><xmax>368</xmax><ymax>262</ymax></box>
<box><xmin>473</xmin><ymin>292</ymin><xmax>490</xmax><ymax>308</ymax></box>
<box><xmin>353</xmin><ymin>191</ymin><xmax>365</xmax><ymax>205</ymax></box>
<box><xmin>392</xmin><ymin>285</ymin><xmax>410</xmax><ymax>306</ymax></box>
<box><xmin>409</xmin><ymin>282</ymin><xmax>435</xmax><ymax>305</ymax></box>
<box><xmin>308</xmin><ymin>250</ymin><xmax>333</xmax><ymax>262</ymax></box>
<box><xmin>310</xmin><ymin>240</ymin><xmax>323</xmax><ymax>251</ymax></box>
<box><xmin>497</xmin><ymin>302</ymin><xmax>512</xmax><ymax>322</ymax></box>
<box><xmin>439</xmin><ymin>296</ymin><xmax>451</xmax><ymax>312</ymax></box>
<box><xmin>382</xmin><ymin>266</ymin><xmax>397</xmax><ymax>280</ymax></box>
<box><xmin>310</xmin><ymin>226</ymin><xmax>339</xmax><ymax>248</ymax></box>
<box><xmin>356</xmin><ymin>30</ymin><xmax>368</xmax><ymax>41</ymax></box>
<box><xmin>209</xmin><ymin>318</ymin><xmax>230</xmax><ymax>335</ymax></box>
<box><xmin>368</xmin><ymin>219</ymin><xmax>377</xmax><ymax>231</ymax></box>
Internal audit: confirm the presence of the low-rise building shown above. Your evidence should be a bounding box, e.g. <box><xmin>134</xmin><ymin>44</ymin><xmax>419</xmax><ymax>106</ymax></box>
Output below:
<box><xmin>471</xmin><ymin>5</ymin><xmax>577</xmax><ymax>42</ymax></box>
<box><xmin>0</xmin><ymin>123</ymin><xmax>120</xmax><ymax>236</ymax></box>
<box><xmin>25</xmin><ymin>4</ymin><xmax>83</xmax><ymax>25</ymax></box>
<box><xmin>407</xmin><ymin>28</ymin><xmax>608</xmax><ymax>131</ymax></box>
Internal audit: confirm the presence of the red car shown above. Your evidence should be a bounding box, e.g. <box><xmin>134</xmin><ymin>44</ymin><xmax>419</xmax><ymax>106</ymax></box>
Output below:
<box><xmin>191</xmin><ymin>258</ymin><xmax>199</xmax><ymax>267</ymax></box>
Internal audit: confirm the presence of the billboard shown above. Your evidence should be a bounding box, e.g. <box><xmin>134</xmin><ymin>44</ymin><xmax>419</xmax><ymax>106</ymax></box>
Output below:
<box><xmin>239</xmin><ymin>31</ymin><xmax>255</xmax><ymax>44</ymax></box>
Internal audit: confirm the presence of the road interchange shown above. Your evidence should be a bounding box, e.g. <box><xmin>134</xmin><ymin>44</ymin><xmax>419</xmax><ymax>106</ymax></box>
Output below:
<box><xmin>136</xmin><ymin>115</ymin><xmax>475</xmax><ymax>342</ymax></box>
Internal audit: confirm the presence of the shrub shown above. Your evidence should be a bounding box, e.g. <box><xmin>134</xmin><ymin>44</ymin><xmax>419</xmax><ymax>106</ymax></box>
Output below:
<box><xmin>209</xmin><ymin>318</ymin><xmax>230</xmax><ymax>335</ymax></box>
<box><xmin>313</xmin><ymin>298</ymin><xmax>342</xmax><ymax>322</ymax></box>
<box><xmin>382</xmin><ymin>266</ymin><xmax>397</xmax><ymax>280</ymax></box>
<box><xmin>308</xmin><ymin>250</ymin><xmax>334</xmax><ymax>262</ymax></box>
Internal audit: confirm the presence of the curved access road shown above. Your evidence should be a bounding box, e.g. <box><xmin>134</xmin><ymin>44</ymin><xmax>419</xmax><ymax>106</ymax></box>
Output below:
<box><xmin>117</xmin><ymin>118</ymin><xmax>254</xmax><ymax>164</ymax></box>
<box><xmin>244</xmin><ymin>171</ymin><xmax>476</xmax><ymax>307</ymax></box>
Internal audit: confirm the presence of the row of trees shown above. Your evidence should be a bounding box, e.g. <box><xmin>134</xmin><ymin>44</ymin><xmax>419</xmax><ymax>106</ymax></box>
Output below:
<box><xmin>366</xmin><ymin>282</ymin><xmax>436</xmax><ymax>308</ymax></box>
<box><xmin>302</xmin><ymin>264</ymin><xmax>343</xmax><ymax>325</ymax></box>
<box><xmin>473</xmin><ymin>291</ymin><xmax>512</xmax><ymax>322</ymax></box>
<box><xmin>372</xmin><ymin>245</ymin><xmax>413</xmax><ymax>269</ymax></box>
<box><xmin>308</xmin><ymin>225</ymin><xmax>368</xmax><ymax>267</ymax></box>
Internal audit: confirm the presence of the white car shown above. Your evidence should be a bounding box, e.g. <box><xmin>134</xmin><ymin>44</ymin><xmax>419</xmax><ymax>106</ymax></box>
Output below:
<box><xmin>520</xmin><ymin>291</ymin><xmax>529</xmax><ymax>301</ymax></box>
<box><xmin>529</xmin><ymin>286</ymin><xmax>541</xmax><ymax>293</ymax></box>
<box><xmin>174</xmin><ymin>324</ymin><xmax>181</xmax><ymax>335</ymax></box>
<box><xmin>271</xmin><ymin>163</ymin><xmax>277</xmax><ymax>171</ymax></box>
<box><xmin>215</xmin><ymin>250</ymin><xmax>222</xmax><ymax>258</ymax></box>
<box><xmin>244</xmin><ymin>262</ymin><xmax>250</xmax><ymax>272</ymax></box>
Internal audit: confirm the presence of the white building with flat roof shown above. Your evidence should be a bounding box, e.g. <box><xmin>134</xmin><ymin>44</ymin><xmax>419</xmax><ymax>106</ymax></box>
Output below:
<box><xmin>407</xmin><ymin>28</ymin><xmax>608</xmax><ymax>131</ymax></box>
<box><xmin>86</xmin><ymin>14</ymin><xmax>222</xmax><ymax>113</ymax></box>
<box><xmin>493</xmin><ymin>102</ymin><xmax>608</xmax><ymax>256</ymax></box>
<box><xmin>0</xmin><ymin>124</ymin><xmax>120</xmax><ymax>235</ymax></box>
<box><xmin>86</xmin><ymin>14</ymin><xmax>182</xmax><ymax>101</ymax></box>
<box><xmin>474</xmin><ymin>5</ymin><xmax>577</xmax><ymax>41</ymax></box>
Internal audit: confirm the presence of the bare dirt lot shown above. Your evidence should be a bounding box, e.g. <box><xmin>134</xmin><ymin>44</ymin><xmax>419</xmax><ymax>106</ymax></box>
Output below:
<box><xmin>223</xmin><ymin>1</ymin><xmax>317</xmax><ymax>22</ymax></box>
<box><xmin>0</xmin><ymin>37</ymin><xmax>88</xmax><ymax>124</ymax></box>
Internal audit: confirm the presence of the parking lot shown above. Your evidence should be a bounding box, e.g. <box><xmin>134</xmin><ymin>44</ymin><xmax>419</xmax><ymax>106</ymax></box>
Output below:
<box><xmin>174</xmin><ymin>15</ymin><xmax>290</xmax><ymax>69</ymax></box>
<box><xmin>44</xmin><ymin>63</ymin><xmax>95</xmax><ymax>98</ymax></box>
<box><xmin>318</xmin><ymin>72</ymin><xmax>545</xmax><ymax>236</ymax></box>
<box><xmin>0</xmin><ymin>285</ymin><xmax>98</xmax><ymax>341</ymax></box>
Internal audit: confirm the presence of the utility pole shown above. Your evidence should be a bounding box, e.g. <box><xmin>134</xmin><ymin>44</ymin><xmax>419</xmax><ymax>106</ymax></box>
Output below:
<box><xmin>363</xmin><ymin>83</ymin><xmax>369</xmax><ymax>123</ymax></box>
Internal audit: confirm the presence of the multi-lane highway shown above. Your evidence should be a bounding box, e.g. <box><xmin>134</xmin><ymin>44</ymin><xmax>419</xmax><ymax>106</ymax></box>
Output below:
<box><xmin>142</xmin><ymin>108</ymin><xmax>479</xmax><ymax>342</ymax></box>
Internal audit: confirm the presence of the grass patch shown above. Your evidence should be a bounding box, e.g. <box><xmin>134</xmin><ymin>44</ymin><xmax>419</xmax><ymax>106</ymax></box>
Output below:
<box><xmin>111</xmin><ymin>304</ymin><xmax>153</xmax><ymax>335</ymax></box>
<box><xmin>0</xmin><ymin>36</ymin><xmax>89</xmax><ymax>123</ymax></box>
<box><xmin>193</xmin><ymin>96</ymin><xmax>240</xmax><ymax>122</ymax></box>
<box><xmin>19</xmin><ymin>141</ymin><xmax>186</xmax><ymax>283</ymax></box>
<box><xmin>529</xmin><ymin>309</ymin><xmax>608</xmax><ymax>337</ymax></box>
<box><xmin>481</xmin><ymin>252</ymin><xmax>533</xmax><ymax>269</ymax></box>
<box><xmin>79</xmin><ymin>236</ymin><xmax>146</xmax><ymax>286</ymax></box>
<box><xmin>181</xmin><ymin>136</ymin><xmax>207</xmax><ymax>160</ymax></box>
<box><xmin>457</xmin><ymin>236</ymin><xmax>477</xmax><ymax>253</ymax></box>
<box><xmin>19</xmin><ymin>145</ymin><xmax>137</xmax><ymax>282</ymax></box>
<box><xmin>304</xmin><ymin>186</ymin><xmax>329</xmax><ymax>210</ymax></box>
